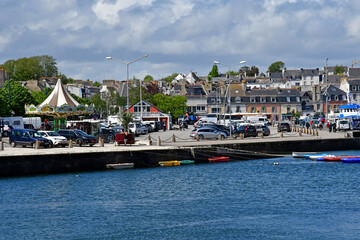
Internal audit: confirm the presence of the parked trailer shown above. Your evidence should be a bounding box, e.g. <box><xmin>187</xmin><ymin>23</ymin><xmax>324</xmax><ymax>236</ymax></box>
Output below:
<box><xmin>0</xmin><ymin>116</ymin><xmax>24</xmax><ymax>137</ymax></box>
<box><xmin>23</xmin><ymin>117</ymin><xmax>41</xmax><ymax>130</ymax></box>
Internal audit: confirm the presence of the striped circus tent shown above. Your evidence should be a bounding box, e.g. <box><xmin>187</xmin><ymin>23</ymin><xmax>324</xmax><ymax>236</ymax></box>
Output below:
<box><xmin>39</xmin><ymin>78</ymin><xmax>79</xmax><ymax>107</ymax></box>
<box><xmin>25</xmin><ymin>78</ymin><xmax>94</xmax><ymax>118</ymax></box>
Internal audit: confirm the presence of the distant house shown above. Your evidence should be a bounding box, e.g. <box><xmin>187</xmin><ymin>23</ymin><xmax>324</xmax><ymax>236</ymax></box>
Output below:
<box><xmin>127</xmin><ymin>100</ymin><xmax>172</xmax><ymax>130</ymax></box>
<box><xmin>245</xmin><ymin>88</ymin><xmax>301</xmax><ymax>121</ymax></box>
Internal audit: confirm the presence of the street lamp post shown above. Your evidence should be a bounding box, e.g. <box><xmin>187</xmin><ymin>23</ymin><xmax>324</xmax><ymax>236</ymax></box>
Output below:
<box><xmin>106</xmin><ymin>54</ymin><xmax>149</xmax><ymax>110</ymax></box>
<box><xmin>213</xmin><ymin>60</ymin><xmax>246</xmax><ymax>137</ymax></box>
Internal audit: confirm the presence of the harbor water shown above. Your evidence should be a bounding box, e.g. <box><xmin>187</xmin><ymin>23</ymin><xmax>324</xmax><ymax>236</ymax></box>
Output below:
<box><xmin>1</xmin><ymin>150</ymin><xmax>360</xmax><ymax>239</ymax></box>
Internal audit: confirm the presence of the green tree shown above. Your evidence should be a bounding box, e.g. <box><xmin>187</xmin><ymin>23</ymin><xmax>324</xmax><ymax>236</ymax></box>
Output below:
<box><xmin>208</xmin><ymin>64</ymin><xmax>219</xmax><ymax>79</ymax></box>
<box><xmin>93</xmin><ymin>81</ymin><xmax>101</xmax><ymax>87</ymax></box>
<box><xmin>0</xmin><ymin>94</ymin><xmax>11</xmax><ymax>116</ymax></box>
<box><xmin>151</xmin><ymin>93</ymin><xmax>187</xmax><ymax>120</ymax></box>
<box><xmin>120</xmin><ymin>112</ymin><xmax>133</xmax><ymax>133</ymax></box>
<box><xmin>91</xmin><ymin>93</ymin><xmax>107</xmax><ymax>115</ymax></box>
<box><xmin>0</xmin><ymin>55</ymin><xmax>58</xmax><ymax>81</ymax></box>
<box><xmin>143</xmin><ymin>75</ymin><xmax>154</xmax><ymax>82</ymax></box>
<box><xmin>70</xmin><ymin>93</ymin><xmax>92</xmax><ymax>105</ymax></box>
<box><xmin>267</xmin><ymin>61</ymin><xmax>285</xmax><ymax>73</ymax></box>
<box><xmin>161</xmin><ymin>73</ymin><xmax>178</xmax><ymax>83</ymax></box>
<box><xmin>0</xmin><ymin>79</ymin><xmax>35</xmax><ymax>116</ymax></box>
<box><xmin>334</xmin><ymin>65</ymin><xmax>345</xmax><ymax>75</ymax></box>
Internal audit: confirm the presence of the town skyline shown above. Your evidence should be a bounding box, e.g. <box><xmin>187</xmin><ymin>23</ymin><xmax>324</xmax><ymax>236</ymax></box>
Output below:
<box><xmin>1</xmin><ymin>1</ymin><xmax>360</xmax><ymax>82</ymax></box>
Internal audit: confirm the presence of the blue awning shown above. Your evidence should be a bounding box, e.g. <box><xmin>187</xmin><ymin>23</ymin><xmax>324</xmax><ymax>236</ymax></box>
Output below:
<box><xmin>339</xmin><ymin>104</ymin><xmax>360</xmax><ymax>109</ymax></box>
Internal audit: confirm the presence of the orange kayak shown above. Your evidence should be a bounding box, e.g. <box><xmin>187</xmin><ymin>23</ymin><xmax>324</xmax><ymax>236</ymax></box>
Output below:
<box><xmin>209</xmin><ymin>157</ymin><xmax>230</xmax><ymax>163</ymax></box>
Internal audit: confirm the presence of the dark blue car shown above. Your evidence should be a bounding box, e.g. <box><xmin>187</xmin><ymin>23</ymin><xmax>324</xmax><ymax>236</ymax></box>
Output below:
<box><xmin>10</xmin><ymin>129</ymin><xmax>52</xmax><ymax>148</ymax></box>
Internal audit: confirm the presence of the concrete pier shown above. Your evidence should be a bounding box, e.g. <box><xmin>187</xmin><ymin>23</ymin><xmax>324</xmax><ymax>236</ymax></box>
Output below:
<box><xmin>0</xmin><ymin>126</ymin><xmax>357</xmax><ymax>177</ymax></box>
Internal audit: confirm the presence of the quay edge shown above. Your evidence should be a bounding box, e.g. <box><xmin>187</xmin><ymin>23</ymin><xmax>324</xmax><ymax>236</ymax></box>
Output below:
<box><xmin>0</xmin><ymin>138</ymin><xmax>359</xmax><ymax>178</ymax></box>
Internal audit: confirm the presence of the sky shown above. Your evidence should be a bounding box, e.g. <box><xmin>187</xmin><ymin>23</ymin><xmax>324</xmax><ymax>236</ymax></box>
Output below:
<box><xmin>1</xmin><ymin>0</ymin><xmax>360</xmax><ymax>82</ymax></box>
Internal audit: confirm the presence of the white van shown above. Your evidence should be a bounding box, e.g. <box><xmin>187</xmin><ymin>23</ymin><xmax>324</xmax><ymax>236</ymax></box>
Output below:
<box><xmin>246</xmin><ymin>116</ymin><xmax>269</xmax><ymax>124</ymax></box>
<box><xmin>337</xmin><ymin>119</ymin><xmax>350</xmax><ymax>131</ymax></box>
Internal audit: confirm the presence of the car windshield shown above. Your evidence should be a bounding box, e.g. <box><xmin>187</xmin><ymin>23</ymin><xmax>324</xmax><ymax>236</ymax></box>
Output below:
<box><xmin>29</xmin><ymin>131</ymin><xmax>42</xmax><ymax>138</ymax></box>
<box><xmin>47</xmin><ymin>132</ymin><xmax>60</xmax><ymax>136</ymax></box>
<box><xmin>74</xmin><ymin>130</ymin><xmax>87</xmax><ymax>136</ymax></box>
<box><xmin>340</xmin><ymin>121</ymin><xmax>348</xmax><ymax>124</ymax></box>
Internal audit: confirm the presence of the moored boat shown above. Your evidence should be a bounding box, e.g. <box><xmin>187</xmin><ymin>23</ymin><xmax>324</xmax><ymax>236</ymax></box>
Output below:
<box><xmin>208</xmin><ymin>156</ymin><xmax>230</xmax><ymax>163</ymax></box>
<box><xmin>318</xmin><ymin>156</ymin><xmax>343</xmax><ymax>161</ymax></box>
<box><xmin>341</xmin><ymin>157</ymin><xmax>360</xmax><ymax>163</ymax></box>
<box><xmin>106</xmin><ymin>163</ymin><xmax>134</xmax><ymax>169</ymax></box>
<box><xmin>292</xmin><ymin>152</ymin><xmax>320</xmax><ymax>158</ymax></box>
<box><xmin>159</xmin><ymin>161</ymin><xmax>180</xmax><ymax>167</ymax></box>
<box><xmin>180</xmin><ymin>160</ymin><xmax>195</xmax><ymax>165</ymax></box>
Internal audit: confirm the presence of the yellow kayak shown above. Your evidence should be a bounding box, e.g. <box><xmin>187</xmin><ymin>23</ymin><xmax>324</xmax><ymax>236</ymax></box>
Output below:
<box><xmin>159</xmin><ymin>161</ymin><xmax>180</xmax><ymax>167</ymax></box>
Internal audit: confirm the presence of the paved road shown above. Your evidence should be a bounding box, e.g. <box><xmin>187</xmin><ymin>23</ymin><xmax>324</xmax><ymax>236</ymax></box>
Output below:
<box><xmin>0</xmin><ymin>125</ymin><xmax>349</xmax><ymax>156</ymax></box>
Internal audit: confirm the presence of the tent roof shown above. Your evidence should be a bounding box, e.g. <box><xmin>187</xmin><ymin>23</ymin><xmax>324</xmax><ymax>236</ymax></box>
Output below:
<box><xmin>39</xmin><ymin>79</ymin><xmax>79</xmax><ymax>107</ymax></box>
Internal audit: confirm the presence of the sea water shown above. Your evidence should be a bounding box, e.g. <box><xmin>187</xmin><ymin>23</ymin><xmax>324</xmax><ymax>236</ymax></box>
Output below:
<box><xmin>1</xmin><ymin>150</ymin><xmax>360</xmax><ymax>239</ymax></box>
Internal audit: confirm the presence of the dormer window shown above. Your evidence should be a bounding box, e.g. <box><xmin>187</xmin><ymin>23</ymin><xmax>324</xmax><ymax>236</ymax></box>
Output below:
<box><xmin>251</xmin><ymin>98</ymin><xmax>255</xmax><ymax>103</ymax></box>
<box><xmin>271</xmin><ymin>97</ymin><xmax>276</xmax><ymax>102</ymax></box>
<box><xmin>352</xmin><ymin>86</ymin><xmax>357</xmax><ymax>91</ymax></box>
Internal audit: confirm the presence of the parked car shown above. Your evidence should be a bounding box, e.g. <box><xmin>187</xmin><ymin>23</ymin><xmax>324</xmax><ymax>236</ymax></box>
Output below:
<box><xmin>145</xmin><ymin>124</ymin><xmax>154</xmax><ymax>133</ymax></box>
<box><xmin>190</xmin><ymin>127</ymin><xmax>227</xmax><ymax>140</ymax></box>
<box><xmin>98</xmin><ymin>128</ymin><xmax>115</xmax><ymax>143</ymax></box>
<box><xmin>57</xmin><ymin>129</ymin><xmax>97</xmax><ymax>146</ymax></box>
<box><xmin>9</xmin><ymin>129</ymin><xmax>52</xmax><ymax>148</ymax></box>
<box><xmin>254</xmin><ymin>124</ymin><xmax>271</xmax><ymax>136</ymax></box>
<box><xmin>38</xmin><ymin>131</ymin><xmax>68</xmax><ymax>147</ymax></box>
<box><xmin>235</xmin><ymin>125</ymin><xmax>258</xmax><ymax>137</ymax></box>
<box><xmin>204</xmin><ymin>124</ymin><xmax>230</xmax><ymax>136</ymax></box>
<box><xmin>277</xmin><ymin>122</ymin><xmax>291</xmax><ymax>132</ymax></box>
<box><xmin>128</xmin><ymin>123</ymin><xmax>142</xmax><ymax>136</ymax></box>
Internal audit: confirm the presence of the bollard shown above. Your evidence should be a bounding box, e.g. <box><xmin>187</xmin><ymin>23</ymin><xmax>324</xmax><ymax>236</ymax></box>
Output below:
<box><xmin>260</xmin><ymin>132</ymin><xmax>264</xmax><ymax>139</ymax></box>
<box><xmin>114</xmin><ymin>141</ymin><xmax>118</xmax><ymax>146</ymax></box>
<box><xmin>148</xmin><ymin>135</ymin><xmax>152</xmax><ymax>145</ymax></box>
<box><xmin>34</xmin><ymin>139</ymin><xmax>40</xmax><ymax>149</ymax></box>
<box><xmin>99</xmin><ymin>138</ymin><xmax>104</xmax><ymax>147</ymax></box>
<box><xmin>240</xmin><ymin>133</ymin><xmax>244</xmax><ymax>139</ymax></box>
<box><xmin>0</xmin><ymin>141</ymin><xmax>3</xmax><ymax>151</ymax></box>
<box><xmin>316</xmin><ymin>130</ymin><xmax>319</xmax><ymax>136</ymax></box>
<box><xmin>280</xmin><ymin>132</ymin><xmax>283</xmax><ymax>138</ymax></box>
<box><xmin>69</xmin><ymin>139</ymin><xmax>73</xmax><ymax>148</ymax></box>
<box><xmin>196</xmin><ymin>135</ymin><xmax>199</xmax><ymax>141</ymax></box>
<box><xmin>157</xmin><ymin>136</ymin><xmax>161</xmax><ymax>146</ymax></box>
<box><xmin>299</xmin><ymin>131</ymin><xmax>302</xmax><ymax>137</ymax></box>
<box><xmin>172</xmin><ymin>134</ymin><xmax>176</xmax><ymax>143</ymax></box>
<box><xmin>218</xmin><ymin>134</ymin><xmax>221</xmax><ymax>141</ymax></box>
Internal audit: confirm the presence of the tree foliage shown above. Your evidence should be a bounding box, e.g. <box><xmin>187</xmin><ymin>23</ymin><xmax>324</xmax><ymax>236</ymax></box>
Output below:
<box><xmin>143</xmin><ymin>75</ymin><xmax>154</xmax><ymax>82</ymax></box>
<box><xmin>334</xmin><ymin>65</ymin><xmax>346</xmax><ymax>75</ymax></box>
<box><xmin>267</xmin><ymin>61</ymin><xmax>285</xmax><ymax>73</ymax></box>
<box><xmin>208</xmin><ymin>64</ymin><xmax>219</xmax><ymax>79</ymax></box>
<box><xmin>239</xmin><ymin>66</ymin><xmax>259</xmax><ymax>76</ymax></box>
<box><xmin>161</xmin><ymin>73</ymin><xmax>178</xmax><ymax>83</ymax></box>
<box><xmin>93</xmin><ymin>81</ymin><xmax>101</xmax><ymax>87</ymax></box>
<box><xmin>0</xmin><ymin>79</ymin><xmax>35</xmax><ymax>116</ymax></box>
<box><xmin>0</xmin><ymin>55</ymin><xmax>58</xmax><ymax>81</ymax></box>
<box><xmin>0</xmin><ymin>94</ymin><xmax>11</xmax><ymax>116</ymax></box>
<box><xmin>151</xmin><ymin>93</ymin><xmax>187</xmax><ymax>119</ymax></box>
<box><xmin>120</xmin><ymin>112</ymin><xmax>133</xmax><ymax>133</ymax></box>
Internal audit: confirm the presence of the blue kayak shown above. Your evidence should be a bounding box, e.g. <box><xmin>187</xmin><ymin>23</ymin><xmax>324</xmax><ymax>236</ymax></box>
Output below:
<box><xmin>341</xmin><ymin>157</ymin><xmax>360</xmax><ymax>163</ymax></box>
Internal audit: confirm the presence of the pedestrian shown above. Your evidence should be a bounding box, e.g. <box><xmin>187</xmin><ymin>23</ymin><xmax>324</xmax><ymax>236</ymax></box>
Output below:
<box><xmin>306</xmin><ymin>121</ymin><xmax>310</xmax><ymax>129</ymax></box>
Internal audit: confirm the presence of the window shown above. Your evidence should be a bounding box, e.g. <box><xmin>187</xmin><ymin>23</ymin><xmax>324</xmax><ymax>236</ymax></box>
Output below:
<box><xmin>250</xmin><ymin>107</ymin><xmax>256</xmax><ymax>113</ymax></box>
<box><xmin>352</xmin><ymin>86</ymin><xmax>357</xmax><ymax>91</ymax></box>
<box><xmin>287</xmin><ymin>97</ymin><xmax>290</xmax><ymax>102</ymax></box>
<box><xmin>271</xmin><ymin>106</ymin><xmax>277</xmax><ymax>113</ymax></box>
<box><xmin>287</xmin><ymin>105</ymin><xmax>291</xmax><ymax>113</ymax></box>
<box><xmin>261</xmin><ymin>106</ymin><xmax>266</xmax><ymax>113</ymax></box>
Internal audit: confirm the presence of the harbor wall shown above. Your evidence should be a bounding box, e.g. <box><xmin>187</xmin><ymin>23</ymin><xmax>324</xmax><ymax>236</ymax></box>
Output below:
<box><xmin>0</xmin><ymin>138</ymin><xmax>359</xmax><ymax>177</ymax></box>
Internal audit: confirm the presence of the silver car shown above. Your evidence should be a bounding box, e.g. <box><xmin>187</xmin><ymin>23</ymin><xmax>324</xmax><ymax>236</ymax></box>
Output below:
<box><xmin>190</xmin><ymin>127</ymin><xmax>227</xmax><ymax>140</ymax></box>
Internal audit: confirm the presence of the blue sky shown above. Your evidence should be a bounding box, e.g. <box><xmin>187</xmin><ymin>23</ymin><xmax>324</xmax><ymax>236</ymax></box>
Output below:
<box><xmin>1</xmin><ymin>0</ymin><xmax>360</xmax><ymax>82</ymax></box>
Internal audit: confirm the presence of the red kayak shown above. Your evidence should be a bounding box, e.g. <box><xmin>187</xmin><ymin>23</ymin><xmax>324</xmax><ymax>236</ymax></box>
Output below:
<box><xmin>320</xmin><ymin>156</ymin><xmax>360</xmax><ymax>161</ymax></box>
<box><xmin>320</xmin><ymin>156</ymin><xmax>343</xmax><ymax>161</ymax></box>
<box><xmin>209</xmin><ymin>157</ymin><xmax>230</xmax><ymax>163</ymax></box>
